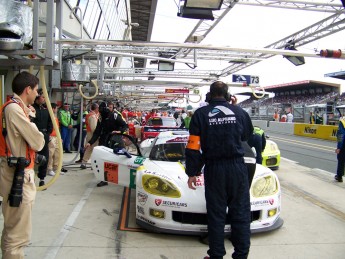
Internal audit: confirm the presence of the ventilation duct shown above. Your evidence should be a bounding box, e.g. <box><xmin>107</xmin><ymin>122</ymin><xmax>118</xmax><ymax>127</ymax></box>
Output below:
<box><xmin>62</xmin><ymin>61</ymin><xmax>90</xmax><ymax>82</ymax></box>
<box><xmin>0</xmin><ymin>0</ymin><xmax>33</xmax><ymax>50</ymax></box>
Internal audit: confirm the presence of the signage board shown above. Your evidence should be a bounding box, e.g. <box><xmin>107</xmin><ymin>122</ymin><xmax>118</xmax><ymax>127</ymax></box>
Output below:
<box><xmin>232</xmin><ymin>74</ymin><xmax>259</xmax><ymax>85</ymax></box>
<box><xmin>165</xmin><ymin>89</ymin><xmax>189</xmax><ymax>94</ymax></box>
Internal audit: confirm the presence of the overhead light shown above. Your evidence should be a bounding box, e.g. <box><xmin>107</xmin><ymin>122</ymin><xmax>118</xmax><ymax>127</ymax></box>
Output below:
<box><xmin>283</xmin><ymin>40</ymin><xmax>305</xmax><ymax>66</ymax></box>
<box><xmin>177</xmin><ymin>0</ymin><xmax>223</xmax><ymax>20</ymax></box>
<box><xmin>178</xmin><ymin>7</ymin><xmax>214</xmax><ymax>20</ymax></box>
<box><xmin>185</xmin><ymin>0</ymin><xmax>223</xmax><ymax>10</ymax></box>
<box><xmin>158</xmin><ymin>61</ymin><xmax>175</xmax><ymax>71</ymax></box>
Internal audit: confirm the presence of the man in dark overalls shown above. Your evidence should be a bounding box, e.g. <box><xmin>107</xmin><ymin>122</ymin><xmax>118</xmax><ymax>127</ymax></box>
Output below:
<box><xmin>32</xmin><ymin>89</ymin><xmax>52</xmax><ymax>187</ymax></box>
<box><xmin>185</xmin><ymin>81</ymin><xmax>253</xmax><ymax>259</ymax></box>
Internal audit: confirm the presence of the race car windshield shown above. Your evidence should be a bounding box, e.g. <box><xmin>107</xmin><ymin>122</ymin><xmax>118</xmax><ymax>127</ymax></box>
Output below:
<box><xmin>150</xmin><ymin>143</ymin><xmax>186</xmax><ymax>162</ymax></box>
<box><xmin>147</xmin><ymin>117</ymin><xmax>176</xmax><ymax>127</ymax></box>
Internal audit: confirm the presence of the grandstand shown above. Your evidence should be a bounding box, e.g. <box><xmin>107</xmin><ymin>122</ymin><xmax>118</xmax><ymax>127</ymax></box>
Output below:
<box><xmin>240</xmin><ymin>80</ymin><xmax>342</xmax><ymax>124</ymax></box>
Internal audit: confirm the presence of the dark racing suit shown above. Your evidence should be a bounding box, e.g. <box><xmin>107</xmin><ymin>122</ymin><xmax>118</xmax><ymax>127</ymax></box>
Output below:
<box><xmin>336</xmin><ymin>118</ymin><xmax>345</xmax><ymax>180</ymax></box>
<box><xmin>186</xmin><ymin>98</ymin><xmax>253</xmax><ymax>259</ymax></box>
<box><xmin>88</xmin><ymin>109</ymin><xmax>128</xmax><ymax>147</ymax></box>
<box><xmin>32</xmin><ymin>103</ymin><xmax>53</xmax><ymax>180</ymax></box>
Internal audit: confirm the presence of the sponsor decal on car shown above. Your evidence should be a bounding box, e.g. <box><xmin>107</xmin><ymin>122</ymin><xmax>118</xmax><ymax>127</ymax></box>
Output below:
<box><xmin>166</xmin><ymin>137</ymin><xmax>188</xmax><ymax>143</ymax></box>
<box><xmin>104</xmin><ymin>162</ymin><xmax>118</xmax><ymax>184</ymax></box>
<box><xmin>134</xmin><ymin>157</ymin><xmax>146</xmax><ymax>165</ymax></box>
<box><xmin>137</xmin><ymin>205</ymin><xmax>145</xmax><ymax>215</ymax></box>
<box><xmin>138</xmin><ymin>192</ymin><xmax>148</xmax><ymax>205</ymax></box>
<box><xmin>145</xmin><ymin>171</ymin><xmax>172</xmax><ymax>181</ymax></box>
<box><xmin>137</xmin><ymin>215</ymin><xmax>155</xmax><ymax>225</ymax></box>
<box><xmin>251</xmin><ymin>199</ymin><xmax>274</xmax><ymax>206</ymax></box>
<box><xmin>155</xmin><ymin>199</ymin><xmax>187</xmax><ymax>208</ymax></box>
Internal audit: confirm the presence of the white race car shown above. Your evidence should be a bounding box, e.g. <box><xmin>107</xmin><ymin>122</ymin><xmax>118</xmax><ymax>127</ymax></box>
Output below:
<box><xmin>91</xmin><ymin>132</ymin><xmax>283</xmax><ymax>235</ymax></box>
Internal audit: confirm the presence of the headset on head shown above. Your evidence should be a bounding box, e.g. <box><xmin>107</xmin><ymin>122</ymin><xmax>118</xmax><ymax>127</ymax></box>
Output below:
<box><xmin>206</xmin><ymin>81</ymin><xmax>232</xmax><ymax>103</ymax></box>
<box><xmin>205</xmin><ymin>89</ymin><xmax>232</xmax><ymax>102</ymax></box>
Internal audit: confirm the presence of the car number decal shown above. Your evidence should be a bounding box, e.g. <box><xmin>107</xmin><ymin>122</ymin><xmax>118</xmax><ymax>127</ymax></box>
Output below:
<box><xmin>104</xmin><ymin>162</ymin><xmax>118</xmax><ymax>184</ymax></box>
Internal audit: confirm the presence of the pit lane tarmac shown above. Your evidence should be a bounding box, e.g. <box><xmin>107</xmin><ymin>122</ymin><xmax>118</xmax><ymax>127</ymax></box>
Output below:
<box><xmin>0</xmin><ymin>153</ymin><xmax>344</xmax><ymax>259</ymax></box>
<box><xmin>117</xmin><ymin>187</ymin><xmax>146</xmax><ymax>233</ymax></box>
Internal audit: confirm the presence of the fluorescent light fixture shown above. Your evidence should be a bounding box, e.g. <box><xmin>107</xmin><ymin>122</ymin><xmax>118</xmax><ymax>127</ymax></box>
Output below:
<box><xmin>185</xmin><ymin>0</ymin><xmax>223</xmax><ymax>10</ymax></box>
<box><xmin>283</xmin><ymin>55</ymin><xmax>305</xmax><ymax>66</ymax></box>
<box><xmin>283</xmin><ymin>40</ymin><xmax>305</xmax><ymax>66</ymax></box>
<box><xmin>158</xmin><ymin>61</ymin><xmax>175</xmax><ymax>71</ymax></box>
<box><xmin>178</xmin><ymin>7</ymin><xmax>214</xmax><ymax>20</ymax></box>
<box><xmin>177</xmin><ymin>0</ymin><xmax>222</xmax><ymax>20</ymax></box>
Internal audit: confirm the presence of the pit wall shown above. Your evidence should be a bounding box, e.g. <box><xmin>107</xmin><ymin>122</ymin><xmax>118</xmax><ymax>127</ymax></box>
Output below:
<box><xmin>252</xmin><ymin>120</ymin><xmax>338</xmax><ymax>141</ymax></box>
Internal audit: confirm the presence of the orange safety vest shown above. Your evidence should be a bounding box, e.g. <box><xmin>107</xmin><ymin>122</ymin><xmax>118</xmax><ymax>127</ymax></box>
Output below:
<box><xmin>50</xmin><ymin>117</ymin><xmax>60</xmax><ymax>137</ymax></box>
<box><xmin>85</xmin><ymin>111</ymin><xmax>98</xmax><ymax>132</ymax></box>
<box><xmin>0</xmin><ymin>100</ymin><xmax>36</xmax><ymax>169</ymax></box>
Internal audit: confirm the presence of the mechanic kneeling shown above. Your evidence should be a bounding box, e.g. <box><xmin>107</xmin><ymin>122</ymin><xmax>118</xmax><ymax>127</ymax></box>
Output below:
<box><xmin>185</xmin><ymin>81</ymin><xmax>253</xmax><ymax>259</ymax></box>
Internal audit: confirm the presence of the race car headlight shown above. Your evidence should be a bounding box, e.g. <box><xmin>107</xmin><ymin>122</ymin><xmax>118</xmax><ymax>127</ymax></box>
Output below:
<box><xmin>269</xmin><ymin>143</ymin><xmax>278</xmax><ymax>151</ymax></box>
<box><xmin>252</xmin><ymin>175</ymin><xmax>278</xmax><ymax>198</ymax></box>
<box><xmin>142</xmin><ymin>175</ymin><xmax>181</xmax><ymax>198</ymax></box>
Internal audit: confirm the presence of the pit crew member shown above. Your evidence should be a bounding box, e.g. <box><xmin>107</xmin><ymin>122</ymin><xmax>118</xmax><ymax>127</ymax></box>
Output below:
<box><xmin>185</xmin><ymin>81</ymin><xmax>253</xmax><ymax>259</ymax></box>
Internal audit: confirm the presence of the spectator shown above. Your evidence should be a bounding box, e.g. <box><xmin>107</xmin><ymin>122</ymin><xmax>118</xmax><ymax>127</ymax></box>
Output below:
<box><xmin>280</xmin><ymin>112</ymin><xmax>287</xmax><ymax>122</ymax></box>
<box><xmin>183</xmin><ymin>111</ymin><xmax>193</xmax><ymax>129</ymax></box>
<box><xmin>286</xmin><ymin>111</ymin><xmax>293</xmax><ymax>123</ymax></box>
<box><xmin>32</xmin><ymin>89</ymin><xmax>53</xmax><ymax>187</ymax></box>
<box><xmin>315</xmin><ymin>111</ymin><xmax>323</xmax><ymax>124</ymax></box>
<box><xmin>80</xmin><ymin>103</ymin><xmax>100</xmax><ymax>169</ymax></box>
<box><xmin>73</xmin><ymin>103</ymin><xmax>88</xmax><ymax>163</ymax></box>
<box><xmin>185</xmin><ymin>81</ymin><xmax>253</xmax><ymax>259</ymax></box>
<box><xmin>59</xmin><ymin>103</ymin><xmax>73</xmax><ymax>153</ymax></box>
<box><xmin>309</xmin><ymin>111</ymin><xmax>315</xmax><ymax>124</ymax></box>
<box><xmin>47</xmin><ymin>103</ymin><xmax>64</xmax><ymax>176</ymax></box>
<box><xmin>273</xmin><ymin>111</ymin><xmax>279</xmax><ymax>121</ymax></box>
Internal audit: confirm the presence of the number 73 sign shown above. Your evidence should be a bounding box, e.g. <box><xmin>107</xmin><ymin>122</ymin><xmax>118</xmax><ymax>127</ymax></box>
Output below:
<box><xmin>232</xmin><ymin>74</ymin><xmax>260</xmax><ymax>85</ymax></box>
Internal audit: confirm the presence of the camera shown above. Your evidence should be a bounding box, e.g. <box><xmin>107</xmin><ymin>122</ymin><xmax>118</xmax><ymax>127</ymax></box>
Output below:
<box><xmin>35</xmin><ymin>154</ymin><xmax>46</xmax><ymax>166</ymax></box>
<box><xmin>8</xmin><ymin>157</ymin><xmax>29</xmax><ymax>207</ymax></box>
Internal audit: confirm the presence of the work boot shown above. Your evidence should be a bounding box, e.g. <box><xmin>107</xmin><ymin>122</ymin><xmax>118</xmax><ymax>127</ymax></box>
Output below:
<box><xmin>97</xmin><ymin>181</ymin><xmax>108</xmax><ymax>187</ymax></box>
<box><xmin>39</xmin><ymin>180</ymin><xmax>47</xmax><ymax>191</ymax></box>
<box><xmin>335</xmin><ymin>175</ymin><xmax>343</xmax><ymax>182</ymax></box>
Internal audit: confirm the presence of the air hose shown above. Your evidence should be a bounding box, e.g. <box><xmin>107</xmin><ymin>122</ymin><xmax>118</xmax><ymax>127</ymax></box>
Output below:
<box><xmin>36</xmin><ymin>66</ymin><xmax>64</xmax><ymax>191</ymax></box>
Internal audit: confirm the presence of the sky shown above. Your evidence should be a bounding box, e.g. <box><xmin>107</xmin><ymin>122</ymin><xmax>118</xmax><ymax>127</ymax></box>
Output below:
<box><xmin>149</xmin><ymin>0</ymin><xmax>345</xmax><ymax>97</ymax></box>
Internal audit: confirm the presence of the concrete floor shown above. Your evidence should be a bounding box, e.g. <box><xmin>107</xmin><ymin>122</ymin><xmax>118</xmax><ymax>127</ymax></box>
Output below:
<box><xmin>1</xmin><ymin>153</ymin><xmax>345</xmax><ymax>259</ymax></box>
